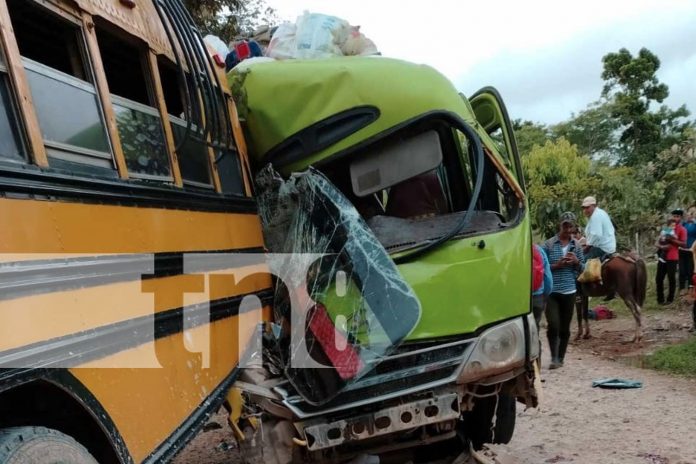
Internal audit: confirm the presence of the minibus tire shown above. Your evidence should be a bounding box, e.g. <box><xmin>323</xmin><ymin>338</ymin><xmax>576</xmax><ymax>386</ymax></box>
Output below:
<box><xmin>465</xmin><ymin>393</ymin><xmax>516</xmax><ymax>450</ymax></box>
<box><xmin>0</xmin><ymin>426</ymin><xmax>99</xmax><ymax>464</ymax></box>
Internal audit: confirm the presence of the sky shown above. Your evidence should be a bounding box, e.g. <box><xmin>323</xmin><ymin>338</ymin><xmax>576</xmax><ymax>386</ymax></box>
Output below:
<box><xmin>264</xmin><ymin>0</ymin><xmax>696</xmax><ymax>125</ymax></box>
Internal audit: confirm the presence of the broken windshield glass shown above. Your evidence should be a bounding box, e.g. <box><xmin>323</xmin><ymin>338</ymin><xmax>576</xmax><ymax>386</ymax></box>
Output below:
<box><xmin>256</xmin><ymin>165</ymin><xmax>422</xmax><ymax>406</ymax></box>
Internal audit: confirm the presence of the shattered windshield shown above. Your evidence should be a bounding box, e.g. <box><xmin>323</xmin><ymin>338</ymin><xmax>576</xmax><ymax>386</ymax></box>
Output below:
<box><xmin>256</xmin><ymin>166</ymin><xmax>422</xmax><ymax>405</ymax></box>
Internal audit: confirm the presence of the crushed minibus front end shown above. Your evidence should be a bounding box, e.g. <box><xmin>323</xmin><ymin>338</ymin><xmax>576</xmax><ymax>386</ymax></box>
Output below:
<box><xmin>227</xmin><ymin>56</ymin><xmax>540</xmax><ymax>463</ymax></box>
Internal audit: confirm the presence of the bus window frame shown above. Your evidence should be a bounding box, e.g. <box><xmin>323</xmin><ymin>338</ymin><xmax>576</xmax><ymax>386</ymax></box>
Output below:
<box><xmin>0</xmin><ymin>45</ymin><xmax>27</xmax><ymax>163</ymax></box>
<box><xmin>169</xmin><ymin>113</ymin><xmax>216</xmax><ymax>189</ymax></box>
<box><xmin>147</xmin><ymin>50</ymin><xmax>183</xmax><ymax>187</ymax></box>
<box><xmin>5</xmin><ymin>0</ymin><xmax>123</xmax><ymax>173</ymax></box>
<box><xmin>0</xmin><ymin>0</ymin><xmax>48</xmax><ymax>166</ymax></box>
<box><xmin>22</xmin><ymin>57</ymin><xmax>115</xmax><ymax>169</ymax></box>
<box><xmin>94</xmin><ymin>19</ymin><xmax>178</xmax><ymax>183</ymax></box>
<box><xmin>110</xmin><ymin>93</ymin><xmax>175</xmax><ymax>182</ymax></box>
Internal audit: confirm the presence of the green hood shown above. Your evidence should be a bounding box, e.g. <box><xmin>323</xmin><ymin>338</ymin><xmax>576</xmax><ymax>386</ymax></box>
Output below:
<box><xmin>229</xmin><ymin>57</ymin><xmax>479</xmax><ymax>173</ymax></box>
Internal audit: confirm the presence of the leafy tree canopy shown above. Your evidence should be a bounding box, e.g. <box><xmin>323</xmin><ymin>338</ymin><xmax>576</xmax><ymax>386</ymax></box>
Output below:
<box><xmin>183</xmin><ymin>0</ymin><xmax>277</xmax><ymax>41</ymax></box>
<box><xmin>523</xmin><ymin>138</ymin><xmax>597</xmax><ymax>238</ymax></box>
<box><xmin>512</xmin><ymin>119</ymin><xmax>551</xmax><ymax>157</ymax></box>
<box><xmin>552</xmin><ymin>100</ymin><xmax>620</xmax><ymax>161</ymax></box>
<box><xmin>601</xmin><ymin>47</ymin><xmax>692</xmax><ymax>165</ymax></box>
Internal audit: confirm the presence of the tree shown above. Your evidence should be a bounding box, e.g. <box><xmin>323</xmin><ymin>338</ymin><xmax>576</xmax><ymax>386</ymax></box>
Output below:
<box><xmin>183</xmin><ymin>0</ymin><xmax>277</xmax><ymax>40</ymax></box>
<box><xmin>647</xmin><ymin>129</ymin><xmax>696</xmax><ymax>210</ymax></box>
<box><xmin>523</xmin><ymin>138</ymin><xmax>597</xmax><ymax>238</ymax></box>
<box><xmin>512</xmin><ymin>119</ymin><xmax>551</xmax><ymax>157</ymax></box>
<box><xmin>601</xmin><ymin>47</ymin><xmax>692</xmax><ymax>165</ymax></box>
<box><xmin>593</xmin><ymin>165</ymin><xmax>663</xmax><ymax>251</ymax></box>
<box><xmin>552</xmin><ymin>100</ymin><xmax>620</xmax><ymax>161</ymax></box>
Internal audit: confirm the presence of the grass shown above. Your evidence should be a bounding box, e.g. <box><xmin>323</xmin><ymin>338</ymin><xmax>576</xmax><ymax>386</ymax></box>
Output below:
<box><xmin>645</xmin><ymin>337</ymin><xmax>696</xmax><ymax>377</ymax></box>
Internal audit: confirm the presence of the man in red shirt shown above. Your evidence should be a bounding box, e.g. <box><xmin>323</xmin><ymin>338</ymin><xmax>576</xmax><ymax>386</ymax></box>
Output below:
<box><xmin>656</xmin><ymin>210</ymin><xmax>687</xmax><ymax>305</ymax></box>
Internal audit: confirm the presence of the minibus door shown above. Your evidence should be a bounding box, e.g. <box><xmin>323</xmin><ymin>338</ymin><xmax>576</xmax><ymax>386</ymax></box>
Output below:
<box><xmin>469</xmin><ymin>87</ymin><xmax>525</xmax><ymax>192</ymax></box>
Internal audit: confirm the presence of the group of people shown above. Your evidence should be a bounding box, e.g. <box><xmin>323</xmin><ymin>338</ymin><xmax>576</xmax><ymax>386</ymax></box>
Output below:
<box><xmin>532</xmin><ymin>197</ymin><xmax>696</xmax><ymax>371</ymax></box>
<box><xmin>655</xmin><ymin>208</ymin><xmax>696</xmax><ymax>305</ymax></box>
<box><xmin>532</xmin><ymin>196</ymin><xmax>613</xmax><ymax>369</ymax></box>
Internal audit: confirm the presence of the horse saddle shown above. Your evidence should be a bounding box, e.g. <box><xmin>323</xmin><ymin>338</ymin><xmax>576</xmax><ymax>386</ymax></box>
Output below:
<box><xmin>601</xmin><ymin>253</ymin><xmax>636</xmax><ymax>266</ymax></box>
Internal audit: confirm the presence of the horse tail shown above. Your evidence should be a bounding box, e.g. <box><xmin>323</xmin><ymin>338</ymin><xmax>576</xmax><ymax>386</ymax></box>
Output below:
<box><xmin>635</xmin><ymin>258</ymin><xmax>647</xmax><ymax>307</ymax></box>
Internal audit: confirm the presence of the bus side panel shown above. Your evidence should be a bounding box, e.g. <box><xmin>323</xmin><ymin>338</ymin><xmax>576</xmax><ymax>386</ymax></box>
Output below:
<box><xmin>71</xmin><ymin>307</ymin><xmax>266</xmax><ymax>463</ymax></box>
<box><xmin>0</xmin><ymin>197</ymin><xmax>272</xmax><ymax>461</ymax></box>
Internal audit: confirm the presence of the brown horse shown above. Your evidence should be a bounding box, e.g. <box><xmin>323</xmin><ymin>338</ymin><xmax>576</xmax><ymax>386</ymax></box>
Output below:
<box><xmin>580</xmin><ymin>252</ymin><xmax>648</xmax><ymax>342</ymax></box>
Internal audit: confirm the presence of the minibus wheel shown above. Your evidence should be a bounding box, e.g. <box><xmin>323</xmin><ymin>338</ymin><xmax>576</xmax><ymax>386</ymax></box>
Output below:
<box><xmin>464</xmin><ymin>393</ymin><xmax>516</xmax><ymax>449</ymax></box>
<box><xmin>0</xmin><ymin>426</ymin><xmax>99</xmax><ymax>464</ymax></box>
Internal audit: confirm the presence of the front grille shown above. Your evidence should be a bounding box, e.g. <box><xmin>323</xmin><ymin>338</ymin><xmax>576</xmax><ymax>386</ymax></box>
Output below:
<box><xmin>276</xmin><ymin>337</ymin><xmax>475</xmax><ymax>418</ymax></box>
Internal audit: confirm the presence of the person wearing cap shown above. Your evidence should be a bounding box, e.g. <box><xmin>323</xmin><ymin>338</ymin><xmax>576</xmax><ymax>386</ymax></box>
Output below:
<box><xmin>676</xmin><ymin>208</ymin><xmax>695</xmax><ymax>291</ymax></box>
<box><xmin>542</xmin><ymin>212</ymin><xmax>585</xmax><ymax>370</ymax></box>
<box><xmin>656</xmin><ymin>209</ymin><xmax>687</xmax><ymax>305</ymax></box>
<box><xmin>580</xmin><ymin>196</ymin><xmax>616</xmax><ymax>260</ymax></box>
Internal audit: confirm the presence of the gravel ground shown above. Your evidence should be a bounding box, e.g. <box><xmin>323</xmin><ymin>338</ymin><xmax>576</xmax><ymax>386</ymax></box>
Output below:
<box><xmin>489</xmin><ymin>342</ymin><xmax>696</xmax><ymax>464</ymax></box>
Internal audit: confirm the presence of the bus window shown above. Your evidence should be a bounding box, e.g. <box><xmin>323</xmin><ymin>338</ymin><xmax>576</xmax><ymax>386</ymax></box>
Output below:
<box><xmin>215</xmin><ymin>146</ymin><xmax>245</xmax><ymax>196</ymax></box>
<box><xmin>158</xmin><ymin>59</ymin><xmax>213</xmax><ymax>188</ymax></box>
<box><xmin>0</xmin><ymin>51</ymin><xmax>24</xmax><ymax>162</ymax></box>
<box><xmin>95</xmin><ymin>24</ymin><xmax>172</xmax><ymax>180</ymax></box>
<box><xmin>6</xmin><ymin>0</ymin><xmax>113</xmax><ymax>169</ymax></box>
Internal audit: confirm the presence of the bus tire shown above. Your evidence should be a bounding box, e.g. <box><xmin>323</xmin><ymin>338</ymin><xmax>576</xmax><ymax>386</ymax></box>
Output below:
<box><xmin>465</xmin><ymin>393</ymin><xmax>516</xmax><ymax>450</ymax></box>
<box><xmin>0</xmin><ymin>426</ymin><xmax>98</xmax><ymax>464</ymax></box>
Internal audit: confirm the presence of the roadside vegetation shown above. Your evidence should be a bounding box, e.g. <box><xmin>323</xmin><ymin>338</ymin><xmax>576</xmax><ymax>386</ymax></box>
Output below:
<box><xmin>645</xmin><ymin>337</ymin><xmax>696</xmax><ymax>377</ymax></box>
<box><xmin>519</xmin><ymin>48</ymin><xmax>694</xmax><ymax>246</ymax></box>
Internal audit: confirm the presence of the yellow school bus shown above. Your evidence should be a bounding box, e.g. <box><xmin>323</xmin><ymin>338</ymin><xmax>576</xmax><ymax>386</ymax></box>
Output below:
<box><xmin>0</xmin><ymin>0</ymin><xmax>271</xmax><ymax>462</ymax></box>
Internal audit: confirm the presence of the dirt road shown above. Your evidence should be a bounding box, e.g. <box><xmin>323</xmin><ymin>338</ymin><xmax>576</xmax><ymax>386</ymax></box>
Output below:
<box><xmin>489</xmin><ymin>342</ymin><xmax>696</xmax><ymax>464</ymax></box>
<box><xmin>175</xmin><ymin>306</ymin><xmax>696</xmax><ymax>464</ymax></box>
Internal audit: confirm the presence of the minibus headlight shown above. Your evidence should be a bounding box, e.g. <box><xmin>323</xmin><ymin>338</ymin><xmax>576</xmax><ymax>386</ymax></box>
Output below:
<box><xmin>480</xmin><ymin>325</ymin><xmax>518</xmax><ymax>364</ymax></box>
<box><xmin>458</xmin><ymin>319</ymin><xmax>526</xmax><ymax>381</ymax></box>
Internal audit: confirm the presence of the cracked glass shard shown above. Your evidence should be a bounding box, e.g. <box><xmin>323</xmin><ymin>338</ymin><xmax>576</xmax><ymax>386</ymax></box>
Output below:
<box><xmin>256</xmin><ymin>165</ymin><xmax>422</xmax><ymax>406</ymax></box>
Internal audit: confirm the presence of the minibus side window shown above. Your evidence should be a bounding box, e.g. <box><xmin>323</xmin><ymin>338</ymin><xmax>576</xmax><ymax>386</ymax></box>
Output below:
<box><xmin>157</xmin><ymin>59</ymin><xmax>213</xmax><ymax>188</ymax></box>
<box><xmin>0</xmin><ymin>50</ymin><xmax>24</xmax><ymax>162</ymax></box>
<box><xmin>95</xmin><ymin>24</ymin><xmax>172</xmax><ymax>180</ymax></box>
<box><xmin>6</xmin><ymin>0</ymin><xmax>113</xmax><ymax>169</ymax></box>
<box><xmin>456</xmin><ymin>129</ymin><xmax>518</xmax><ymax>223</ymax></box>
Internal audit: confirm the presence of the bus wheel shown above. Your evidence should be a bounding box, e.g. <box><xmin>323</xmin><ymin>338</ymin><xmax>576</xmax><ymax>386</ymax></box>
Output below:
<box><xmin>0</xmin><ymin>427</ymin><xmax>98</xmax><ymax>464</ymax></box>
<box><xmin>464</xmin><ymin>393</ymin><xmax>516</xmax><ymax>450</ymax></box>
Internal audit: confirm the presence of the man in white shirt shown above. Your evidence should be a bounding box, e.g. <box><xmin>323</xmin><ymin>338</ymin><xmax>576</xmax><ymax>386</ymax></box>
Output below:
<box><xmin>581</xmin><ymin>196</ymin><xmax>616</xmax><ymax>260</ymax></box>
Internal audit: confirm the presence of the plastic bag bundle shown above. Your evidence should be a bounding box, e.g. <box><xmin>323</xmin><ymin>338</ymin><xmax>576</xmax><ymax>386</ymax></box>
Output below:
<box><xmin>266</xmin><ymin>11</ymin><xmax>380</xmax><ymax>60</ymax></box>
<box><xmin>295</xmin><ymin>12</ymin><xmax>348</xmax><ymax>59</ymax></box>
<box><xmin>203</xmin><ymin>34</ymin><xmax>229</xmax><ymax>67</ymax></box>
<box><xmin>266</xmin><ymin>22</ymin><xmax>298</xmax><ymax>60</ymax></box>
<box><xmin>342</xmin><ymin>26</ymin><xmax>379</xmax><ymax>56</ymax></box>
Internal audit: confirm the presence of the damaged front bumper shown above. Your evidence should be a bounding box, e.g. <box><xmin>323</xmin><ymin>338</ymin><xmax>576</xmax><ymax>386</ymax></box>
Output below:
<box><xmin>301</xmin><ymin>392</ymin><xmax>461</xmax><ymax>451</ymax></box>
<box><xmin>273</xmin><ymin>313</ymin><xmax>539</xmax><ymax>421</ymax></box>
